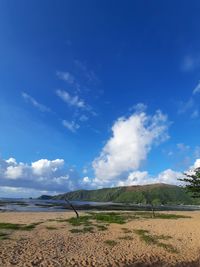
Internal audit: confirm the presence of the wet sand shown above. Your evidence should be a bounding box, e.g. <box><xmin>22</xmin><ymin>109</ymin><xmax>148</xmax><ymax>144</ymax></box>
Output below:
<box><xmin>0</xmin><ymin>211</ymin><xmax>200</xmax><ymax>267</ymax></box>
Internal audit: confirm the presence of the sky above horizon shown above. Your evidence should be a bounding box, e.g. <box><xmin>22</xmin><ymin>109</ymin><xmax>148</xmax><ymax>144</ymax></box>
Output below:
<box><xmin>1</xmin><ymin>1</ymin><xmax>200</xmax><ymax>197</ymax></box>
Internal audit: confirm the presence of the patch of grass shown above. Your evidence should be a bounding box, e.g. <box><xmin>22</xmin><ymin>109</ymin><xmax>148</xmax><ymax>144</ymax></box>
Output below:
<box><xmin>46</xmin><ymin>226</ymin><xmax>57</xmax><ymax>230</ymax></box>
<box><xmin>70</xmin><ymin>228</ymin><xmax>83</xmax><ymax>233</ymax></box>
<box><xmin>0</xmin><ymin>222</ymin><xmax>21</xmax><ymax>230</ymax></box>
<box><xmin>118</xmin><ymin>235</ymin><xmax>133</xmax><ymax>240</ymax></box>
<box><xmin>20</xmin><ymin>224</ymin><xmax>35</xmax><ymax>231</ymax></box>
<box><xmin>95</xmin><ymin>224</ymin><xmax>108</xmax><ymax>231</ymax></box>
<box><xmin>134</xmin><ymin>229</ymin><xmax>177</xmax><ymax>253</ymax></box>
<box><xmin>0</xmin><ymin>232</ymin><xmax>10</xmax><ymax>240</ymax></box>
<box><xmin>0</xmin><ymin>222</ymin><xmax>41</xmax><ymax>231</ymax></box>
<box><xmin>70</xmin><ymin>226</ymin><xmax>94</xmax><ymax>234</ymax></box>
<box><xmin>104</xmin><ymin>240</ymin><xmax>118</xmax><ymax>247</ymax></box>
<box><xmin>83</xmin><ymin>226</ymin><xmax>94</xmax><ymax>233</ymax></box>
<box><xmin>158</xmin><ymin>242</ymin><xmax>178</xmax><ymax>253</ymax></box>
<box><xmin>91</xmin><ymin>212</ymin><xmax>125</xmax><ymax>224</ymax></box>
<box><xmin>154</xmin><ymin>213</ymin><xmax>191</xmax><ymax>219</ymax></box>
<box><xmin>67</xmin><ymin>216</ymin><xmax>92</xmax><ymax>226</ymax></box>
<box><xmin>134</xmin><ymin>229</ymin><xmax>156</xmax><ymax>245</ymax></box>
<box><xmin>134</xmin><ymin>212</ymin><xmax>191</xmax><ymax>220</ymax></box>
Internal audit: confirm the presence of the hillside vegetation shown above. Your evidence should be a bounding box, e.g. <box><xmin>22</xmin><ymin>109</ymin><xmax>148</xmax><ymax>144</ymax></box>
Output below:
<box><xmin>40</xmin><ymin>183</ymin><xmax>200</xmax><ymax>205</ymax></box>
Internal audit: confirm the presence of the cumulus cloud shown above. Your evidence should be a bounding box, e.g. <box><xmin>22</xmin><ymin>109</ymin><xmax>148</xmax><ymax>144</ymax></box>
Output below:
<box><xmin>117</xmin><ymin>171</ymin><xmax>149</xmax><ymax>186</ymax></box>
<box><xmin>5</xmin><ymin>165</ymin><xmax>24</xmax><ymax>179</ymax></box>
<box><xmin>62</xmin><ymin>120</ymin><xmax>80</xmax><ymax>132</ymax></box>
<box><xmin>117</xmin><ymin>169</ymin><xmax>182</xmax><ymax>187</ymax></box>
<box><xmin>56</xmin><ymin>89</ymin><xmax>85</xmax><ymax>108</ymax></box>
<box><xmin>116</xmin><ymin>158</ymin><xmax>200</xmax><ymax>188</ymax></box>
<box><xmin>193</xmin><ymin>159</ymin><xmax>200</xmax><ymax>169</ymax></box>
<box><xmin>22</xmin><ymin>92</ymin><xmax>50</xmax><ymax>112</ymax></box>
<box><xmin>31</xmin><ymin>159</ymin><xmax>64</xmax><ymax>176</ymax></box>
<box><xmin>92</xmin><ymin>109</ymin><xmax>169</xmax><ymax>185</ymax></box>
<box><xmin>82</xmin><ymin>176</ymin><xmax>90</xmax><ymax>183</ymax></box>
<box><xmin>0</xmin><ymin>156</ymin><xmax>78</xmax><ymax>195</ymax></box>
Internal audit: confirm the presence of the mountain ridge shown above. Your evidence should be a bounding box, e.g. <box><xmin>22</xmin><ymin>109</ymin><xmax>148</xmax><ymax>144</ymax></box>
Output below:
<box><xmin>38</xmin><ymin>183</ymin><xmax>200</xmax><ymax>205</ymax></box>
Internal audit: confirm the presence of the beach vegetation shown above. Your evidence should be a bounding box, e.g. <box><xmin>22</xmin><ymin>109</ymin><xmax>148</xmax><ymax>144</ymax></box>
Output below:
<box><xmin>0</xmin><ymin>232</ymin><xmax>10</xmax><ymax>240</ymax></box>
<box><xmin>134</xmin><ymin>229</ymin><xmax>177</xmax><ymax>253</ymax></box>
<box><xmin>95</xmin><ymin>224</ymin><xmax>108</xmax><ymax>231</ymax></box>
<box><xmin>118</xmin><ymin>235</ymin><xmax>133</xmax><ymax>240</ymax></box>
<box><xmin>90</xmin><ymin>212</ymin><xmax>125</xmax><ymax>224</ymax></box>
<box><xmin>70</xmin><ymin>226</ymin><xmax>94</xmax><ymax>233</ymax></box>
<box><xmin>0</xmin><ymin>222</ymin><xmax>42</xmax><ymax>231</ymax></box>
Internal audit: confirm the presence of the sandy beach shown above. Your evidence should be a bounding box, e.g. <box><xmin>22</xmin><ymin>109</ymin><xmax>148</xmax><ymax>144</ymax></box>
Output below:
<box><xmin>0</xmin><ymin>211</ymin><xmax>200</xmax><ymax>267</ymax></box>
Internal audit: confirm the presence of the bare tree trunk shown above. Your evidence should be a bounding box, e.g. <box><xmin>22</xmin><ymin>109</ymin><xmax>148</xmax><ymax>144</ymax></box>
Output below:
<box><xmin>64</xmin><ymin>196</ymin><xmax>79</xmax><ymax>218</ymax></box>
<box><xmin>150</xmin><ymin>204</ymin><xmax>155</xmax><ymax>218</ymax></box>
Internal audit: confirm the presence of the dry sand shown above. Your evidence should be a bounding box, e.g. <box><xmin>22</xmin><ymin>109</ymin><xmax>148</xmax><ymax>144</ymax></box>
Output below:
<box><xmin>0</xmin><ymin>211</ymin><xmax>200</xmax><ymax>267</ymax></box>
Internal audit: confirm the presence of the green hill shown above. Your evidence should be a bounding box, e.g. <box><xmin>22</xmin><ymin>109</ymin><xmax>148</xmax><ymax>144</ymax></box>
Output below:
<box><xmin>43</xmin><ymin>183</ymin><xmax>200</xmax><ymax>205</ymax></box>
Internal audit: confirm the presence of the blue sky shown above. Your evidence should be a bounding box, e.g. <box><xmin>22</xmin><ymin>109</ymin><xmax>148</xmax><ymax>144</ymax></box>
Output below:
<box><xmin>1</xmin><ymin>1</ymin><xmax>200</xmax><ymax>197</ymax></box>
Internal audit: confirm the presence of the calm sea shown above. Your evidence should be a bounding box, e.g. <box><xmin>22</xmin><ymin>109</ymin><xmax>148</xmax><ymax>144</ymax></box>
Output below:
<box><xmin>0</xmin><ymin>198</ymin><xmax>200</xmax><ymax>212</ymax></box>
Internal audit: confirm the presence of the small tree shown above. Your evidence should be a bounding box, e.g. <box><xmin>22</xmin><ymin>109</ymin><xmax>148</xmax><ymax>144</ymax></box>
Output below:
<box><xmin>64</xmin><ymin>196</ymin><xmax>79</xmax><ymax>218</ymax></box>
<box><xmin>179</xmin><ymin>167</ymin><xmax>200</xmax><ymax>199</ymax></box>
<box><xmin>144</xmin><ymin>191</ymin><xmax>156</xmax><ymax>218</ymax></box>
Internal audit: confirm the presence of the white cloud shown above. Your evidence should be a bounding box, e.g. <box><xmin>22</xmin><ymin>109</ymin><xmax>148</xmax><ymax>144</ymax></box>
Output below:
<box><xmin>22</xmin><ymin>92</ymin><xmax>50</xmax><ymax>112</ymax></box>
<box><xmin>117</xmin><ymin>171</ymin><xmax>149</xmax><ymax>186</ymax></box>
<box><xmin>177</xmin><ymin>81</ymin><xmax>200</xmax><ymax>119</ymax></box>
<box><xmin>117</xmin><ymin>169</ymin><xmax>182</xmax><ymax>187</ymax></box>
<box><xmin>82</xmin><ymin>176</ymin><xmax>90</xmax><ymax>183</ymax></box>
<box><xmin>56</xmin><ymin>71</ymin><xmax>75</xmax><ymax>84</ymax></box>
<box><xmin>193</xmin><ymin>159</ymin><xmax>200</xmax><ymax>169</ymax></box>
<box><xmin>5</xmin><ymin>165</ymin><xmax>24</xmax><ymax>179</ymax></box>
<box><xmin>193</xmin><ymin>81</ymin><xmax>200</xmax><ymax>95</ymax></box>
<box><xmin>62</xmin><ymin>120</ymin><xmax>80</xmax><ymax>132</ymax></box>
<box><xmin>0</xmin><ymin>186</ymin><xmax>55</xmax><ymax>198</ymax></box>
<box><xmin>79</xmin><ymin>115</ymin><xmax>89</xmax><ymax>122</ymax></box>
<box><xmin>129</xmin><ymin>103</ymin><xmax>147</xmax><ymax>113</ymax></box>
<box><xmin>0</xmin><ymin>156</ymin><xmax>78</xmax><ymax>194</ymax></box>
<box><xmin>31</xmin><ymin>159</ymin><xmax>64</xmax><ymax>176</ymax></box>
<box><xmin>6</xmin><ymin>158</ymin><xmax>17</xmax><ymax>164</ymax></box>
<box><xmin>156</xmin><ymin>169</ymin><xmax>182</xmax><ymax>184</ymax></box>
<box><xmin>92</xmin><ymin>108</ymin><xmax>169</xmax><ymax>185</ymax></box>
<box><xmin>56</xmin><ymin>89</ymin><xmax>85</xmax><ymax>108</ymax></box>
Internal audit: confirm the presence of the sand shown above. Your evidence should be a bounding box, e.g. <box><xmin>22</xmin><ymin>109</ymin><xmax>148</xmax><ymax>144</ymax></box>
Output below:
<box><xmin>0</xmin><ymin>211</ymin><xmax>200</xmax><ymax>267</ymax></box>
